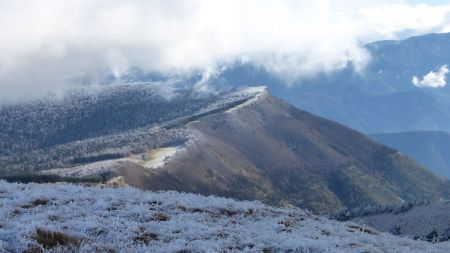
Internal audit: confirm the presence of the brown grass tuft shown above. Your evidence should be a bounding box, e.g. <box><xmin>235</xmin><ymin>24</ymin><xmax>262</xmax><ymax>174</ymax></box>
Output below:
<box><xmin>152</xmin><ymin>213</ymin><xmax>170</xmax><ymax>222</ymax></box>
<box><xmin>21</xmin><ymin>199</ymin><xmax>49</xmax><ymax>209</ymax></box>
<box><xmin>34</xmin><ymin>228</ymin><xmax>82</xmax><ymax>249</ymax></box>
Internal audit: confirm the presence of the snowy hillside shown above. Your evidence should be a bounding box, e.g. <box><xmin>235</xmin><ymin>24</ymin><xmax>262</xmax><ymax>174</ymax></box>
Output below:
<box><xmin>0</xmin><ymin>181</ymin><xmax>449</xmax><ymax>253</ymax></box>
<box><xmin>0</xmin><ymin>84</ymin><xmax>262</xmax><ymax>174</ymax></box>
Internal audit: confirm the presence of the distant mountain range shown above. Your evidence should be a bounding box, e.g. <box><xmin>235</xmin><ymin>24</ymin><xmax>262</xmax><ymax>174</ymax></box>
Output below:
<box><xmin>212</xmin><ymin>33</ymin><xmax>450</xmax><ymax>134</ymax></box>
<box><xmin>371</xmin><ymin>131</ymin><xmax>450</xmax><ymax>179</ymax></box>
<box><xmin>1</xmin><ymin>85</ymin><xmax>448</xmax><ymax>214</ymax></box>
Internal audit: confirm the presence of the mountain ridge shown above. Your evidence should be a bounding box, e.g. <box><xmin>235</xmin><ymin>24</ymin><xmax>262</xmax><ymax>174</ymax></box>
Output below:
<box><xmin>137</xmin><ymin>91</ymin><xmax>449</xmax><ymax>213</ymax></box>
<box><xmin>1</xmin><ymin>85</ymin><xmax>449</xmax><ymax>214</ymax></box>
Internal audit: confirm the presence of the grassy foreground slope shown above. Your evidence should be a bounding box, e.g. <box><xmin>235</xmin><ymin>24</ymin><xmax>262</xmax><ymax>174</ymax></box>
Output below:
<box><xmin>1</xmin><ymin>181</ymin><xmax>449</xmax><ymax>253</ymax></box>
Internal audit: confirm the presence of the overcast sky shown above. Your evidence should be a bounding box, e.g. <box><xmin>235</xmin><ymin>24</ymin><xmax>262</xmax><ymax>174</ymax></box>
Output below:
<box><xmin>0</xmin><ymin>0</ymin><xmax>450</xmax><ymax>102</ymax></box>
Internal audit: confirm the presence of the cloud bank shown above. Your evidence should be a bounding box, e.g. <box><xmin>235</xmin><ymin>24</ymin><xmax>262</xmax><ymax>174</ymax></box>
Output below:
<box><xmin>412</xmin><ymin>65</ymin><xmax>449</xmax><ymax>88</ymax></box>
<box><xmin>1</xmin><ymin>0</ymin><xmax>450</xmax><ymax>101</ymax></box>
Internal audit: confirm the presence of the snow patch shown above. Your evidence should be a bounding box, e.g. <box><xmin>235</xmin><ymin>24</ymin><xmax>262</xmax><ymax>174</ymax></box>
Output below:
<box><xmin>238</xmin><ymin>86</ymin><xmax>268</xmax><ymax>94</ymax></box>
<box><xmin>42</xmin><ymin>160</ymin><xmax>118</xmax><ymax>177</ymax></box>
<box><xmin>122</xmin><ymin>146</ymin><xmax>184</xmax><ymax>169</ymax></box>
<box><xmin>226</xmin><ymin>86</ymin><xmax>267</xmax><ymax>113</ymax></box>
<box><xmin>43</xmin><ymin>145</ymin><xmax>185</xmax><ymax>177</ymax></box>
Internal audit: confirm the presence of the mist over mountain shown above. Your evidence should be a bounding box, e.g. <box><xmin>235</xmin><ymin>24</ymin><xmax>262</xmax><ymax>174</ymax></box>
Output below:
<box><xmin>4</xmin><ymin>32</ymin><xmax>450</xmax><ymax>215</ymax></box>
<box><xmin>201</xmin><ymin>33</ymin><xmax>450</xmax><ymax>134</ymax></box>
<box><xmin>71</xmin><ymin>32</ymin><xmax>450</xmax><ymax>135</ymax></box>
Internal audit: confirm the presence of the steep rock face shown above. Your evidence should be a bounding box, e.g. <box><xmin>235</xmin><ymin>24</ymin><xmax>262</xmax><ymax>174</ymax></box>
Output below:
<box><xmin>117</xmin><ymin>90</ymin><xmax>450</xmax><ymax>214</ymax></box>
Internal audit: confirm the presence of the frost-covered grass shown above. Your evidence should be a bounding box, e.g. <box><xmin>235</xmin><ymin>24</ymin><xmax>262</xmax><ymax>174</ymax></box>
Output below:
<box><xmin>0</xmin><ymin>181</ymin><xmax>448</xmax><ymax>253</ymax></box>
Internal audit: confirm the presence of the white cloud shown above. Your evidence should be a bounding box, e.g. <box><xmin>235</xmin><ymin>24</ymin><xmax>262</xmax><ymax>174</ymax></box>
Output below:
<box><xmin>360</xmin><ymin>3</ymin><xmax>450</xmax><ymax>40</ymax></box>
<box><xmin>412</xmin><ymin>65</ymin><xmax>449</xmax><ymax>88</ymax></box>
<box><xmin>1</xmin><ymin>0</ymin><xmax>450</xmax><ymax>101</ymax></box>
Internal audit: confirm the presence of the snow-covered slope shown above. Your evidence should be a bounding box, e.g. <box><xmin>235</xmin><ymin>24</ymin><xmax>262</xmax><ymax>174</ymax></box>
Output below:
<box><xmin>0</xmin><ymin>181</ymin><xmax>448</xmax><ymax>253</ymax></box>
<box><xmin>0</xmin><ymin>84</ymin><xmax>262</xmax><ymax>174</ymax></box>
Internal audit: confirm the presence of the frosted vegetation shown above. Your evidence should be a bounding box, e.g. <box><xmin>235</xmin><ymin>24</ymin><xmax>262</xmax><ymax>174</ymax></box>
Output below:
<box><xmin>1</xmin><ymin>181</ymin><xmax>449</xmax><ymax>253</ymax></box>
<box><xmin>333</xmin><ymin>201</ymin><xmax>450</xmax><ymax>243</ymax></box>
<box><xmin>0</xmin><ymin>84</ymin><xmax>260</xmax><ymax>175</ymax></box>
<box><xmin>330</xmin><ymin>202</ymin><xmax>428</xmax><ymax>222</ymax></box>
